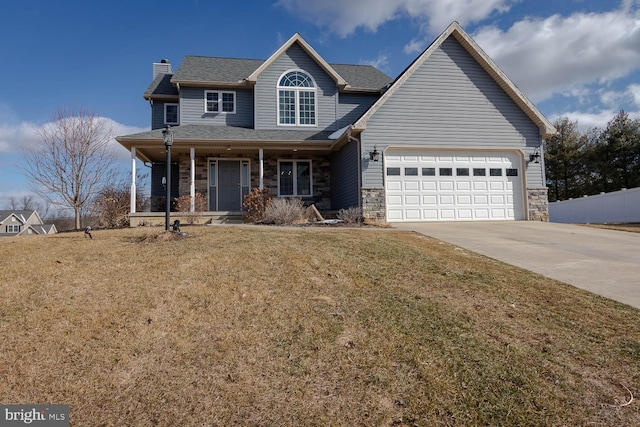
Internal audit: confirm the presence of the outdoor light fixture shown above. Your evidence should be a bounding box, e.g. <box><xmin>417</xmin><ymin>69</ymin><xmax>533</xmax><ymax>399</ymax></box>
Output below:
<box><xmin>162</xmin><ymin>125</ymin><xmax>174</xmax><ymax>231</ymax></box>
<box><xmin>369</xmin><ymin>146</ymin><xmax>380</xmax><ymax>162</ymax></box>
<box><xmin>529</xmin><ymin>147</ymin><xmax>541</xmax><ymax>164</ymax></box>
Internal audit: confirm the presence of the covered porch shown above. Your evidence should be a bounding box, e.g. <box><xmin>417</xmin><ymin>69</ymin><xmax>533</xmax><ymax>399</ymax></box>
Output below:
<box><xmin>116</xmin><ymin>125</ymin><xmax>359</xmax><ymax>226</ymax></box>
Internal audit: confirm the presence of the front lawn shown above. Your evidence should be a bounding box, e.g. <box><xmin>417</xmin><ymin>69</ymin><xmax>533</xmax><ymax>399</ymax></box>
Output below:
<box><xmin>1</xmin><ymin>226</ymin><xmax>638</xmax><ymax>426</ymax></box>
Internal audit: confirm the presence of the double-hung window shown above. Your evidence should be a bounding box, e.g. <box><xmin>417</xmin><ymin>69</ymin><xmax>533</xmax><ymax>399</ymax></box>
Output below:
<box><xmin>205</xmin><ymin>91</ymin><xmax>235</xmax><ymax>113</ymax></box>
<box><xmin>164</xmin><ymin>103</ymin><xmax>179</xmax><ymax>125</ymax></box>
<box><xmin>277</xmin><ymin>70</ymin><xmax>316</xmax><ymax>126</ymax></box>
<box><xmin>278</xmin><ymin>160</ymin><xmax>312</xmax><ymax>197</ymax></box>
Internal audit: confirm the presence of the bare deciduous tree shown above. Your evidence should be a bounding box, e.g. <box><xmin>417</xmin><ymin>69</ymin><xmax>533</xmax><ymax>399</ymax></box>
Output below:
<box><xmin>22</xmin><ymin>107</ymin><xmax>117</xmax><ymax>230</ymax></box>
<box><xmin>7</xmin><ymin>195</ymin><xmax>51</xmax><ymax>218</ymax></box>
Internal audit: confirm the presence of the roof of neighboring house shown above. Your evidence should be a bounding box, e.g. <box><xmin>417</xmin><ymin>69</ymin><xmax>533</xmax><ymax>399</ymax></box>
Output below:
<box><xmin>0</xmin><ymin>210</ymin><xmax>38</xmax><ymax>224</ymax></box>
<box><xmin>354</xmin><ymin>21</ymin><xmax>556</xmax><ymax>137</ymax></box>
<box><xmin>117</xmin><ymin>124</ymin><xmax>335</xmax><ymax>143</ymax></box>
<box><xmin>20</xmin><ymin>224</ymin><xmax>57</xmax><ymax>235</ymax></box>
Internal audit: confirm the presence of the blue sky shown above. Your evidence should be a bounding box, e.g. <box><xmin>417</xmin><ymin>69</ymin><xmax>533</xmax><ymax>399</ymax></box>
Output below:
<box><xmin>1</xmin><ymin>0</ymin><xmax>639</xmax><ymax>211</ymax></box>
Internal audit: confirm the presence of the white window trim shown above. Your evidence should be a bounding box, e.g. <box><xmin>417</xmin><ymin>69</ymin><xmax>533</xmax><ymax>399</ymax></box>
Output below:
<box><xmin>204</xmin><ymin>90</ymin><xmax>236</xmax><ymax>114</ymax></box>
<box><xmin>277</xmin><ymin>159</ymin><xmax>313</xmax><ymax>197</ymax></box>
<box><xmin>276</xmin><ymin>69</ymin><xmax>317</xmax><ymax>127</ymax></box>
<box><xmin>164</xmin><ymin>103</ymin><xmax>179</xmax><ymax>125</ymax></box>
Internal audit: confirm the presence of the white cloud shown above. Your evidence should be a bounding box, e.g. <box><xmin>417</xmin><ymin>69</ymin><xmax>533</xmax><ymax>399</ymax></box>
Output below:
<box><xmin>0</xmin><ymin>121</ymin><xmax>40</xmax><ymax>154</ymax></box>
<box><xmin>0</xmin><ymin>117</ymin><xmax>147</xmax><ymax>161</ymax></box>
<box><xmin>359</xmin><ymin>53</ymin><xmax>390</xmax><ymax>70</ymax></box>
<box><xmin>549</xmin><ymin>107</ymin><xmax>640</xmax><ymax>132</ymax></box>
<box><xmin>276</xmin><ymin>0</ymin><xmax>514</xmax><ymax>38</ymax></box>
<box><xmin>472</xmin><ymin>3</ymin><xmax>640</xmax><ymax>103</ymax></box>
<box><xmin>629</xmin><ymin>84</ymin><xmax>640</xmax><ymax>107</ymax></box>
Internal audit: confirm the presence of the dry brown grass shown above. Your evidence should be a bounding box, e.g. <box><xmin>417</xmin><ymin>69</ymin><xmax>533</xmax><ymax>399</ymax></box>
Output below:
<box><xmin>1</xmin><ymin>226</ymin><xmax>640</xmax><ymax>426</ymax></box>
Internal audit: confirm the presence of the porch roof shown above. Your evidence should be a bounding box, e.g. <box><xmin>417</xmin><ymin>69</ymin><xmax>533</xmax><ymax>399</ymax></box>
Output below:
<box><xmin>116</xmin><ymin>125</ymin><xmax>345</xmax><ymax>162</ymax></box>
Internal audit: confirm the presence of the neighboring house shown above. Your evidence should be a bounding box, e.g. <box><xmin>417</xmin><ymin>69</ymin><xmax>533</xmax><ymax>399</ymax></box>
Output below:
<box><xmin>117</xmin><ymin>22</ymin><xmax>555</xmax><ymax>223</ymax></box>
<box><xmin>0</xmin><ymin>210</ymin><xmax>57</xmax><ymax>237</ymax></box>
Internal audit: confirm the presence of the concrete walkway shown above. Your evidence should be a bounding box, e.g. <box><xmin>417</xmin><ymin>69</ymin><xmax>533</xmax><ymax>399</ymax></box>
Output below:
<box><xmin>393</xmin><ymin>221</ymin><xmax>640</xmax><ymax>310</ymax></box>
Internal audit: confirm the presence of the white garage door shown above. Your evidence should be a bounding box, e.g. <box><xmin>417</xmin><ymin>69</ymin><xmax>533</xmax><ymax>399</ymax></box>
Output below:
<box><xmin>385</xmin><ymin>150</ymin><xmax>524</xmax><ymax>222</ymax></box>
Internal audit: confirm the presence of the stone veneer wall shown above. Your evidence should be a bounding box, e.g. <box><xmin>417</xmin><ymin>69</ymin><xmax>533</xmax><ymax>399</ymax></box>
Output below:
<box><xmin>361</xmin><ymin>187</ymin><xmax>386</xmax><ymax>221</ymax></box>
<box><xmin>527</xmin><ymin>188</ymin><xmax>549</xmax><ymax>221</ymax></box>
<box><xmin>174</xmin><ymin>153</ymin><xmax>332</xmax><ymax>211</ymax></box>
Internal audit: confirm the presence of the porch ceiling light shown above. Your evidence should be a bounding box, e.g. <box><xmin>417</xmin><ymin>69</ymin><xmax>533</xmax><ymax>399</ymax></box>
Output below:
<box><xmin>369</xmin><ymin>146</ymin><xmax>380</xmax><ymax>162</ymax></box>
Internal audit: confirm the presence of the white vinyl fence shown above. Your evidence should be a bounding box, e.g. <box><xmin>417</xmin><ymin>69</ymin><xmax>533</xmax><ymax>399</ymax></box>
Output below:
<box><xmin>549</xmin><ymin>187</ymin><xmax>640</xmax><ymax>223</ymax></box>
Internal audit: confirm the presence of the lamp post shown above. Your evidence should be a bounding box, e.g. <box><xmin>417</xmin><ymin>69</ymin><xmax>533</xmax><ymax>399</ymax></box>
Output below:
<box><xmin>162</xmin><ymin>125</ymin><xmax>174</xmax><ymax>231</ymax></box>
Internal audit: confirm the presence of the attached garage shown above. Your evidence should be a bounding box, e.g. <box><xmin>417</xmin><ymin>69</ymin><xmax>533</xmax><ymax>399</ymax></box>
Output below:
<box><xmin>385</xmin><ymin>149</ymin><xmax>525</xmax><ymax>222</ymax></box>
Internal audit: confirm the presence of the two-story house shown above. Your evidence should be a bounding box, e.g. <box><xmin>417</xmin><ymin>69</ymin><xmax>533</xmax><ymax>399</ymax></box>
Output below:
<box><xmin>117</xmin><ymin>22</ymin><xmax>555</xmax><ymax>224</ymax></box>
<box><xmin>0</xmin><ymin>210</ymin><xmax>57</xmax><ymax>237</ymax></box>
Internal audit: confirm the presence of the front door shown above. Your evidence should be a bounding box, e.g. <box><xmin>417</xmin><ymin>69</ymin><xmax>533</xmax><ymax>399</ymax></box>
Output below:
<box><xmin>218</xmin><ymin>160</ymin><xmax>241</xmax><ymax>211</ymax></box>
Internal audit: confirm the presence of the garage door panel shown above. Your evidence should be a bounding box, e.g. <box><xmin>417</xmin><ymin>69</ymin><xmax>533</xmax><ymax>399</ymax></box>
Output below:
<box><xmin>387</xmin><ymin>181</ymin><xmax>402</xmax><ymax>191</ymax></box>
<box><xmin>456</xmin><ymin>195</ymin><xmax>472</xmax><ymax>205</ymax></box>
<box><xmin>457</xmin><ymin>209</ymin><xmax>473</xmax><ymax>219</ymax></box>
<box><xmin>491</xmin><ymin>195</ymin><xmax>505</xmax><ymax>204</ymax></box>
<box><xmin>421</xmin><ymin>181</ymin><xmax>437</xmax><ymax>191</ymax></box>
<box><xmin>404</xmin><ymin>181</ymin><xmax>420</xmax><ymax>191</ymax></box>
<box><xmin>422</xmin><ymin>195</ymin><xmax>437</xmax><ymax>205</ymax></box>
<box><xmin>385</xmin><ymin>150</ymin><xmax>523</xmax><ymax>222</ymax></box>
<box><xmin>440</xmin><ymin>195</ymin><xmax>455</xmax><ymax>205</ymax></box>
<box><xmin>474</xmin><ymin>195</ymin><xmax>489</xmax><ymax>204</ymax></box>
<box><xmin>405</xmin><ymin>195</ymin><xmax>420</xmax><ymax>205</ymax></box>
<box><xmin>490</xmin><ymin>181</ymin><xmax>505</xmax><ymax>191</ymax></box>
<box><xmin>439</xmin><ymin>181</ymin><xmax>454</xmax><ymax>191</ymax></box>
<box><xmin>456</xmin><ymin>181</ymin><xmax>471</xmax><ymax>191</ymax></box>
<box><xmin>473</xmin><ymin>182</ymin><xmax>488</xmax><ymax>191</ymax></box>
<box><xmin>474</xmin><ymin>209</ymin><xmax>490</xmax><ymax>219</ymax></box>
<box><xmin>387</xmin><ymin>195</ymin><xmax>402</xmax><ymax>206</ymax></box>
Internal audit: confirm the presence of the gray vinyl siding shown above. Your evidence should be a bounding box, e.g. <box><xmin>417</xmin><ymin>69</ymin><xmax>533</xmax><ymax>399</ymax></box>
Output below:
<box><xmin>330</xmin><ymin>140</ymin><xmax>360</xmax><ymax>209</ymax></box>
<box><xmin>362</xmin><ymin>36</ymin><xmax>543</xmax><ymax>188</ymax></box>
<box><xmin>254</xmin><ymin>43</ymin><xmax>338</xmax><ymax>131</ymax></box>
<box><xmin>179</xmin><ymin>88</ymin><xmax>254</xmax><ymax>127</ymax></box>
<box><xmin>338</xmin><ymin>93</ymin><xmax>379</xmax><ymax>128</ymax></box>
<box><xmin>152</xmin><ymin>102</ymin><xmax>167</xmax><ymax>130</ymax></box>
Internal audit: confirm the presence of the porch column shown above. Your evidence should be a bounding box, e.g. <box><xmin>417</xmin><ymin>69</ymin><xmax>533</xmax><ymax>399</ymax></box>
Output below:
<box><xmin>190</xmin><ymin>147</ymin><xmax>195</xmax><ymax>212</ymax></box>
<box><xmin>130</xmin><ymin>146</ymin><xmax>136</xmax><ymax>214</ymax></box>
<box><xmin>259</xmin><ymin>148</ymin><xmax>264</xmax><ymax>190</ymax></box>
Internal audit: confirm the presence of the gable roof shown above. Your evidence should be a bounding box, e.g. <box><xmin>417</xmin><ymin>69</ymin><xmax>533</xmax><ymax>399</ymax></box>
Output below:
<box><xmin>0</xmin><ymin>210</ymin><xmax>39</xmax><ymax>225</ymax></box>
<box><xmin>247</xmin><ymin>33</ymin><xmax>347</xmax><ymax>87</ymax></box>
<box><xmin>353</xmin><ymin>22</ymin><xmax>556</xmax><ymax>137</ymax></box>
<box><xmin>19</xmin><ymin>224</ymin><xmax>57</xmax><ymax>235</ymax></box>
<box><xmin>162</xmin><ymin>34</ymin><xmax>392</xmax><ymax>95</ymax></box>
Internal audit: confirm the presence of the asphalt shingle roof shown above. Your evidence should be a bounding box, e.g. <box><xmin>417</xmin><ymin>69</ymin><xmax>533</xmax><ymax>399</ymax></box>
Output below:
<box><xmin>169</xmin><ymin>56</ymin><xmax>392</xmax><ymax>91</ymax></box>
<box><xmin>118</xmin><ymin>124</ymin><xmax>335</xmax><ymax>142</ymax></box>
<box><xmin>144</xmin><ymin>73</ymin><xmax>178</xmax><ymax>98</ymax></box>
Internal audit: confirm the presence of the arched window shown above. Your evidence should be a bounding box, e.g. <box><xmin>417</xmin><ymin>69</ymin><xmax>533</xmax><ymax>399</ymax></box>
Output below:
<box><xmin>278</xmin><ymin>70</ymin><xmax>316</xmax><ymax>126</ymax></box>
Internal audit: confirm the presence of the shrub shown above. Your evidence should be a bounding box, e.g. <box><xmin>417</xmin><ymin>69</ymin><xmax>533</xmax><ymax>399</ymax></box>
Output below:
<box><xmin>242</xmin><ymin>188</ymin><xmax>272</xmax><ymax>223</ymax></box>
<box><xmin>264</xmin><ymin>198</ymin><xmax>311</xmax><ymax>225</ymax></box>
<box><xmin>336</xmin><ymin>207</ymin><xmax>364</xmax><ymax>224</ymax></box>
<box><xmin>174</xmin><ymin>193</ymin><xmax>208</xmax><ymax>224</ymax></box>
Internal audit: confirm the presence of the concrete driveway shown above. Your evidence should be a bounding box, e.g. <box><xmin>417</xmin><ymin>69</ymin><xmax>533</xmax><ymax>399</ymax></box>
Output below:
<box><xmin>394</xmin><ymin>221</ymin><xmax>640</xmax><ymax>310</ymax></box>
